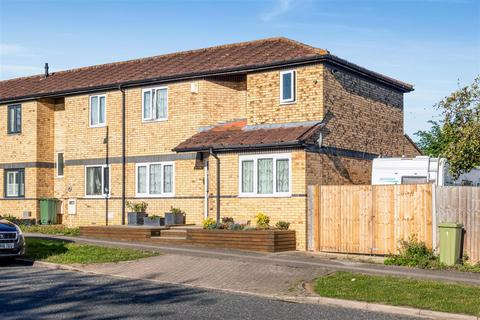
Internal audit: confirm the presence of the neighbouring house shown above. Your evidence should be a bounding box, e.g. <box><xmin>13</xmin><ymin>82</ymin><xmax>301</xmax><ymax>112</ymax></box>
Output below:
<box><xmin>0</xmin><ymin>37</ymin><xmax>421</xmax><ymax>249</ymax></box>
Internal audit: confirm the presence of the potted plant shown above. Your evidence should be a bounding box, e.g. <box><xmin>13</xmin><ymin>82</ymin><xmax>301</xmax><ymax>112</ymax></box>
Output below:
<box><xmin>144</xmin><ymin>214</ymin><xmax>164</xmax><ymax>226</ymax></box>
<box><xmin>165</xmin><ymin>206</ymin><xmax>185</xmax><ymax>225</ymax></box>
<box><xmin>126</xmin><ymin>201</ymin><xmax>148</xmax><ymax>225</ymax></box>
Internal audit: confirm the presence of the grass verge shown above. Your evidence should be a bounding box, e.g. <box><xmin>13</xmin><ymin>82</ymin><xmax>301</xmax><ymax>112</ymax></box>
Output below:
<box><xmin>25</xmin><ymin>238</ymin><xmax>158</xmax><ymax>264</ymax></box>
<box><xmin>20</xmin><ymin>225</ymin><xmax>80</xmax><ymax>236</ymax></box>
<box><xmin>314</xmin><ymin>272</ymin><xmax>480</xmax><ymax>316</ymax></box>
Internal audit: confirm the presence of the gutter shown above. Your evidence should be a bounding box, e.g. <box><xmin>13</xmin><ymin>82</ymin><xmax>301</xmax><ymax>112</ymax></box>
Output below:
<box><xmin>173</xmin><ymin>141</ymin><xmax>305</xmax><ymax>154</ymax></box>
<box><xmin>0</xmin><ymin>55</ymin><xmax>413</xmax><ymax>104</ymax></box>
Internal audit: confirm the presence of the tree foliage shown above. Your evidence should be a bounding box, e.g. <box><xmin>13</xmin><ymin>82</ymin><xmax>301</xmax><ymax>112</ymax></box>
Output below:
<box><xmin>415</xmin><ymin>76</ymin><xmax>480</xmax><ymax>178</ymax></box>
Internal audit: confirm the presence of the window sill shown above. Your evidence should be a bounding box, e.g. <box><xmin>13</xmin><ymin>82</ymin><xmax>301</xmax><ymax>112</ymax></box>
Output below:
<box><xmin>142</xmin><ymin>118</ymin><xmax>168</xmax><ymax>123</ymax></box>
<box><xmin>3</xmin><ymin>196</ymin><xmax>25</xmax><ymax>199</ymax></box>
<box><xmin>84</xmin><ymin>195</ymin><xmax>110</xmax><ymax>199</ymax></box>
<box><xmin>89</xmin><ymin>124</ymin><xmax>107</xmax><ymax>128</ymax></box>
<box><xmin>238</xmin><ymin>194</ymin><xmax>292</xmax><ymax>198</ymax></box>
<box><xmin>7</xmin><ymin>132</ymin><xmax>22</xmax><ymax>136</ymax></box>
<box><xmin>135</xmin><ymin>194</ymin><xmax>175</xmax><ymax>198</ymax></box>
<box><xmin>279</xmin><ymin>101</ymin><xmax>296</xmax><ymax>106</ymax></box>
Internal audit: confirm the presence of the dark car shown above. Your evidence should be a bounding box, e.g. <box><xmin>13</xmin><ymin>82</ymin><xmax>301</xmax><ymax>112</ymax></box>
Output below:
<box><xmin>0</xmin><ymin>219</ymin><xmax>25</xmax><ymax>260</ymax></box>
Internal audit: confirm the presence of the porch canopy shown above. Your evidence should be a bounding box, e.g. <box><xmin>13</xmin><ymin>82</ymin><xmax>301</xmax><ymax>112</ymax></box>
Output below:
<box><xmin>173</xmin><ymin>119</ymin><xmax>323</xmax><ymax>153</ymax></box>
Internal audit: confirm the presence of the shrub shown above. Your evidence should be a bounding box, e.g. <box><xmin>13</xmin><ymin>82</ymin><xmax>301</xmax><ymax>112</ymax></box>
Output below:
<box><xmin>384</xmin><ymin>236</ymin><xmax>439</xmax><ymax>269</ymax></box>
<box><xmin>255</xmin><ymin>212</ymin><xmax>270</xmax><ymax>229</ymax></box>
<box><xmin>126</xmin><ymin>201</ymin><xmax>148</xmax><ymax>213</ymax></box>
<box><xmin>0</xmin><ymin>215</ymin><xmax>17</xmax><ymax>222</ymax></box>
<box><xmin>275</xmin><ymin>221</ymin><xmax>290</xmax><ymax>230</ymax></box>
<box><xmin>202</xmin><ymin>217</ymin><xmax>217</xmax><ymax>229</ymax></box>
<box><xmin>170</xmin><ymin>206</ymin><xmax>185</xmax><ymax>215</ymax></box>
<box><xmin>228</xmin><ymin>223</ymin><xmax>244</xmax><ymax>231</ymax></box>
<box><xmin>221</xmin><ymin>217</ymin><xmax>235</xmax><ymax>224</ymax></box>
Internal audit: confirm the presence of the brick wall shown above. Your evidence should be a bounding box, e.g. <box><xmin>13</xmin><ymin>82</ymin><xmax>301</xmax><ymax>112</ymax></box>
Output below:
<box><xmin>205</xmin><ymin>149</ymin><xmax>309</xmax><ymax>249</ymax></box>
<box><xmin>321</xmin><ymin>63</ymin><xmax>408</xmax><ymax>156</ymax></box>
<box><xmin>246</xmin><ymin>65</ymin><xmax>324</xmax><ymax>125</ymax></box>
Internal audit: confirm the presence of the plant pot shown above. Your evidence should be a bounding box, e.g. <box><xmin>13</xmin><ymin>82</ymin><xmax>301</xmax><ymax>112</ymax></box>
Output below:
<box><xmin>165</xmin><ymin>212</ymin><xmax>185</xmax><ymax>225</ymax></box>
<box><xmin>144</xmin><ymin>216</ymin><xmax>164</xmax><ymax>226</ymax></box>
<box><xmin>127</xmin><ymin>212</ymin><xmax>147</xmax><ymax>225</ymax></box>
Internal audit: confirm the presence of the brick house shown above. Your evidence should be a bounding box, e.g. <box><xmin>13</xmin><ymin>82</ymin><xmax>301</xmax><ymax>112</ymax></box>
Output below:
<box><xmin>0</xmin><ymin>38</ymin><xmax>420</xmax><ymax>249</ymax></box>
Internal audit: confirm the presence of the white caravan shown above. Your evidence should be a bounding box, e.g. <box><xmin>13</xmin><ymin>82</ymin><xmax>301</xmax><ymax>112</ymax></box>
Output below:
<box><xmin>371</xmin><ymin>156</ymin><xmax>480</xmax><ymax>186</ymax></box>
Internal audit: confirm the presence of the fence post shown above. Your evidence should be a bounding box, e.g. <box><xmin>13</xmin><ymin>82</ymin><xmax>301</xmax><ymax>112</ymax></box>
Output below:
<box><xmin>307</xmin><ymin>185</ymin><xmax>314</xmax><ymax>251</ymax></box>
<box><xmin>432</xmin><ymin>183</ymin><xmax>438</xmax><ymax>253</ymax></box>
<box><xmin>313</xmin><ymin>185</ymin><xmax>320</xmax><ymax>251</ymax></box>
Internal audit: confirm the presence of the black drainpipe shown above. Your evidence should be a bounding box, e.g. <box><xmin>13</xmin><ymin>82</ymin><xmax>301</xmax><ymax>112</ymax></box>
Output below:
<box><xmin>104</xmin><ymin>126</ymin><xmax>109</xmax><ymax>226</ymax></box>
<box><xmin>209</xmin><ymin>148</ymin><xmax>220</xmax><ymax>223</ymax></box>
<box><xmin>119</xmin><ymin>85</ymin><xmax>126</xmax><ymax>225</ymax></box>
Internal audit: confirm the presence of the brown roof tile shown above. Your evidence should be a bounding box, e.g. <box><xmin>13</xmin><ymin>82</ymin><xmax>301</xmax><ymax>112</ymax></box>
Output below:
<box><xmin>0</xmin><ymin>37</ymin><xmax>328</xmax><ymax>102</ymax></box>
<box><xmin>173</xmin><ymin>120</ymin><xmax>322</xmax><ymax>152</ymax></box>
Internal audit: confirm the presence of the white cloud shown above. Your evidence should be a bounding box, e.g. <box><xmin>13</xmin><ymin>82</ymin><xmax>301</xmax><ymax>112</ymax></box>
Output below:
<box><xmin>0</xmin><ymin>43</ymin><xmax>36</xmax><ymax>57</ymax></box>
<box><xmin>0</xmin><ymin>64</ymin><xmax>42</xmax><ymax>80</ymax></box>
<box><xmin>260</xmin><ymin>0</ymin><xmax>295</xmax><ymax>22</ymax></box>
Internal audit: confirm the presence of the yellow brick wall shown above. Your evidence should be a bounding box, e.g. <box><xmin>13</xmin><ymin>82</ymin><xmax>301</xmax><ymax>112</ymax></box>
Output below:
<box><xmin>0</xmin><ymin>168</ymin><xmax>40</xmax><ymax>219</ymax></box>
<box><xmin>205</xmin><ymin>149</ymin><xmax>308</xmax><ymax>249</ymax></box>
<box><xmin>0</xmin><ymin>101</ymin><xmax>39</xmax><ymax>163</ymax></box>
<box><xmin>321</xmin><ymin>64</ymin><xmax>412</xmax><ymax>157</ymax></box>
<box><xmin>246</xmin><ymin>65</ymin><xmax>324</xmax><ymax>125</ymax></box>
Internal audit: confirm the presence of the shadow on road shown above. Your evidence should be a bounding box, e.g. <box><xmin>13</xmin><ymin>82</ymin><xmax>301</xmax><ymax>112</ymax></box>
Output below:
<box><xmin>0</xmin><ymin>267</ymin><xmax>208</xmax><ymax>320</ymax></box>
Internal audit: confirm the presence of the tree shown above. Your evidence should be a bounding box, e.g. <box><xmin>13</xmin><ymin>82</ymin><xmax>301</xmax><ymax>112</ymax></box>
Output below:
<box><xmin>415</xmin><ymin>76</ymin><xmax>480</xmax><ymax>178</ymax></box>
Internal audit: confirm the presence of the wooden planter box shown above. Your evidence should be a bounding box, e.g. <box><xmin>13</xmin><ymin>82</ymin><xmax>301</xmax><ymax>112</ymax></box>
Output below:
<box><xmin>186</xmin><ymin>229</ymin><xmax>296</xmax><ymax>252</ymax></box>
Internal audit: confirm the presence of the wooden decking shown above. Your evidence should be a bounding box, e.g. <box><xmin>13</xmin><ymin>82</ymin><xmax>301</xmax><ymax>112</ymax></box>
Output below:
<box><xmin>79</xmin><ymin>225</ymin><xmax>296</xmax><ymax>252</ymax></box>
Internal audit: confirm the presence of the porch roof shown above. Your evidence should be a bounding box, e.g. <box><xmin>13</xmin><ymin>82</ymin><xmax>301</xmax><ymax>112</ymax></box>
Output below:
<box><xmin>173</xmin><ymin>120</ymin><xmax>322</xmax><ymax>153</ymax></box>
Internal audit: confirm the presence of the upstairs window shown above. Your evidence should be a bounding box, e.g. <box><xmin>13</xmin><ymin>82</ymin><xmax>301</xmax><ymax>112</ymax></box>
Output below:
<box><xmin>4</xmin><ymin>168</ymin><xmax>25</xmax><ymax>198</ymax></box>
<box><xmin>56</xmin><ymin>152</ymin><xmax>64</xmax><ymax>178</ymax></box>
<box><xmin>142</xmin><ymin>87</ymin><xmax>168</xmax><ymax>121</ymax></box>
<box><xmin>7</xmin><ymin>104</ymin><xmax>21</xmax><ymax>134</ymax></box>
<box><xmin>90</xmin><ymin>95</ymin><xmax>106</xmax><ymax>127</ymax></box>
<box><xmin>239</xmin><ymin>154</ymin><xmax>291</xmax><ymax>197</ymax></box>
<box><xmin>136</xmin><ymin>162</ymin><xmax>174</xmax><ymax>197</ymax></box>
<box><xmin>85</xmin><ymin>165</ymin><xmax>110</xmax><ymax>197</ymax></box>
<box><xmin>280</xmin><ymin>70</ymin><xmax>296</xmax><ymax>104</ymax></box>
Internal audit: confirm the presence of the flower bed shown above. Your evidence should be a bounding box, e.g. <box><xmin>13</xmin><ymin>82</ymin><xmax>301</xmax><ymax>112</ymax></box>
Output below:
<box><xmin>187</xmin><ymin>229</ymin><xmax>296</xmax><ymax>252</ymax></box>
<box><xmin>195</xmin><ymin>214</ymin><xmax>296</xmax><ymax>252</ymax></box>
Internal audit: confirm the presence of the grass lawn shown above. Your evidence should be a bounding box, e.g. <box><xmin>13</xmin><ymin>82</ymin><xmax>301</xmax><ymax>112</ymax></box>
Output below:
<box><xmin>20</xmin><ymin>225</ymin><xmax>80</xmax><ymax>236</ymax></box>
<box><xmin>25</xmin><ymin>238</ymin><xmax>158</xmax><ymax>264</ymax></box>
<box><xmin>314</xmin><ymin>272</ymin><xmax>480</xmax><ymax>316</ymax></box>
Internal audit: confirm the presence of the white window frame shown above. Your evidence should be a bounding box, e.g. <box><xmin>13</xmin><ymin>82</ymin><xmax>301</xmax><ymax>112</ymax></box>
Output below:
<box><xmin>280</xmin><ymin>70</ymin><xmax>296</xmax><ymax>104</ymax></box>
<box><xmin>135</xmin><ymin>161</ymin><xmax>175</xmax><ymax>197</ymax></box>
<box><xmin>238</xmin><ymin>153</ymin><xmax>292</xmax><ymax>198</ymax></box>
<box><xmin>89</xmin><ymin>94</ymin><xmax>107</xmax><ymax>128</ymax></box>
<box><xmin>56</xmin><ymin>152</ymin><xmax>64</xmax><ymax>178</ymax></box>
<box><xmin>84</xmin><ymin>165</ymin><xmax>111</xmax><ymax>198</ymax></box>
<box><xmin>141</xmin><ymin>86</ymin><xmax>168</xmax><ymax>122</ymax></box>
<box><xmin>5</xmin><ymin>169</ymin><xmax>24</xmax><ymax>198</ymax></box>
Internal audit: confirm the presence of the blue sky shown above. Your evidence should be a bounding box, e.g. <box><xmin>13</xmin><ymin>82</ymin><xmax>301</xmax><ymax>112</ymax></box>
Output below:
<box><xmin>1</xmin><ymin>0</ymin><xmax>479</xmax><ymax>137</ymax></box>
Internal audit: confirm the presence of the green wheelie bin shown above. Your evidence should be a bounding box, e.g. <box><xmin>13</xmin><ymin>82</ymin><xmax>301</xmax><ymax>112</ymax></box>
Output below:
<box><xmin>438</xmin><ymin>222</ymin><xmax>463</xmax><ymax>266</ymax></box>
<box><xmin>40</xmin><ymin>198</ymin><xmax>59</xmax><ymax>224</ymax></box>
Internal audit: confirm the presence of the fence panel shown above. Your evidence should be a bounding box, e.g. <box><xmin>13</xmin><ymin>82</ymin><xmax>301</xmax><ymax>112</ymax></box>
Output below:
<box><xmin>308</xmin><ymin>184</ymin><xmax>433</xmax><ymax>255</ymax></box>
<box><xmin>435</xmin><ymin>186</ymin><xmax>480</xmax><ymax>263</ymax></box>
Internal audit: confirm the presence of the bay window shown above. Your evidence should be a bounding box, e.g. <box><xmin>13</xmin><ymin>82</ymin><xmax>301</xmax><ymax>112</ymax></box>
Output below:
<box><xmin>239</xmin><ymin>154</ymin><xmax>291</xmax><ymax>197</ymax></box>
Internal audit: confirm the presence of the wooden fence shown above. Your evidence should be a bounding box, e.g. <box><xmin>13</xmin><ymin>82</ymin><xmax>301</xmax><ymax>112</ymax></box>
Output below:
<box><xmin>307</xmin><ymin>184</ymin><xmax>480</xmax><ymax>262</ymax></box>
<box><xmin>434</xmin><ymin>186</ymin><xmax>480</xmax><ymax>263</ymax></box>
